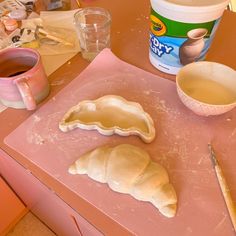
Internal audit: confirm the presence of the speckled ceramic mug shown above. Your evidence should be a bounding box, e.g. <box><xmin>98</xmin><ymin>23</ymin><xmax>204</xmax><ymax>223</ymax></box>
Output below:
<box><xmin>0</xmin><ymin>48</ymin><xmax>50</xmax><ymax>110</ymax></box>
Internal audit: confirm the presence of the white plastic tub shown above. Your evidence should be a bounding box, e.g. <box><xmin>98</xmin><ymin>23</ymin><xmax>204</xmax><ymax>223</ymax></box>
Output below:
<box><xmin>149</xmin><ymin>0</ymin><xmax>230</xmax><ymax>74</ymax></box>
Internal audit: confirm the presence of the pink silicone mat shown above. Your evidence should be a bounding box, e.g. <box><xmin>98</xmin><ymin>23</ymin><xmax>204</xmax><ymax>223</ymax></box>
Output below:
<box><xmin>4</xmin><ymin>49</ymin><xmax>236</xmax><ymax>235</ymax></box>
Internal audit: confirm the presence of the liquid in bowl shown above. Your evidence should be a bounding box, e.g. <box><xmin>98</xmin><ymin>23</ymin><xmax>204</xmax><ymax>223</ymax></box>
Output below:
<box><xmin>176</xmin><ymin>61</ymin><xmax>236</xmax><ymax>116</ymax></box>
<box><xmin>179</xmin><ymin>76</ymin><xmax>236</xmax><ymax>105</ymax></box>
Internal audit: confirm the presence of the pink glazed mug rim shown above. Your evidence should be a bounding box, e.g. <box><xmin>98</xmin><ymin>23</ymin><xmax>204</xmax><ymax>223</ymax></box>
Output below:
<box><xmin>0</xmin><ymin>47</ymin><xmax>41</xmax><ymax>81</ymax></box>
<box><xmin>0</xmin><ymin>47</ymin><xmax>49</xmax><ymax>110</ymax></box>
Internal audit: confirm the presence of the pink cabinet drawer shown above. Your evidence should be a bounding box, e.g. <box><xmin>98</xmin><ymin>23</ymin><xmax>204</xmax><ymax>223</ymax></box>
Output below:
<box><xmin>0</xmin><ymin>150</ymin><xmax>103</xmax><ymax>236</ymax></box>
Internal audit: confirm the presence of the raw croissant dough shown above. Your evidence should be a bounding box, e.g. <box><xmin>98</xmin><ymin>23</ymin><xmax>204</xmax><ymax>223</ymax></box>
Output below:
<box><xmin>69</xmin><ymin>144</ymin><xmax>177</xmax><ymax>217</ymax></box>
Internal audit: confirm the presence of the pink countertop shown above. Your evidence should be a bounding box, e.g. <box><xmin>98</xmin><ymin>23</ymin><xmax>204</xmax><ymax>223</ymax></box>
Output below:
<box><xmin>4</xmin><ymin>49</ymin><xmax>236</xmax><ymax>236</ymax></box>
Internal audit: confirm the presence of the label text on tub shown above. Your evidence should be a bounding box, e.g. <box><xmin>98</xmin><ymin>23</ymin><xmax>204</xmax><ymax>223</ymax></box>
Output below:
<box><xmin>150</xmin><ymin>36</ymin><xmax>173</xmax><ymax>57</ymax></box>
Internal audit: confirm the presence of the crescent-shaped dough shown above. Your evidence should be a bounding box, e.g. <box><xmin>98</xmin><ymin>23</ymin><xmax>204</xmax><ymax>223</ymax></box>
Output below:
<box><xmin>69</xmin><ymin>144</ymin><xmax>177</xmax><ymax>217</ymax></box>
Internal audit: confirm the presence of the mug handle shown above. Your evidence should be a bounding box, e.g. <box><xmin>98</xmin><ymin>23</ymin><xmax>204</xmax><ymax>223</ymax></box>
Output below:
<box><xmin>15</xmin><ymin>77</ymin><xmax>36</xmax><ymax>110</ymax></box>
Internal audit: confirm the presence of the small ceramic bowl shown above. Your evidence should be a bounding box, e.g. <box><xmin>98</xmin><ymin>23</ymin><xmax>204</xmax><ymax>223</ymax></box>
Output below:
<box><xmin>176</xmin><ymin>61</ymin><xmax>236</xmax><ymax>116</ymax></box>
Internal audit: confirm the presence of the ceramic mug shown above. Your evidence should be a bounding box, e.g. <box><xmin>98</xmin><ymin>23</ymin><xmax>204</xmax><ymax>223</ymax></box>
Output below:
<box><xmin>0</xmin><ymin>48</ymin><xmax>50</xmax><ymax>110</ymax></box>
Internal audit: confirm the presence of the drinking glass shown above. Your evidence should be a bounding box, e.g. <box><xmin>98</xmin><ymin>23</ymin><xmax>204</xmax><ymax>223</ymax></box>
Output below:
<box><xmin>74</xmin><ymin>7</ymin><xmax>111</xmax><ymax>61</ymax></box>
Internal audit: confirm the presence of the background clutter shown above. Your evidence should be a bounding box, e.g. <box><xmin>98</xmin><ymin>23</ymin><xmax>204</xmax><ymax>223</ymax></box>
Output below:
<box><xmin>0</xmin><ymin>0</ymin><xmax>80</xmax><ymax>112</ymax></box>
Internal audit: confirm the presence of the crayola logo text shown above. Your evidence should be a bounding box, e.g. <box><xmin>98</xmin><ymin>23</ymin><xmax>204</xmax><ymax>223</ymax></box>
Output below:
<box><xmin>150</xmin><ymin>15</ymin><xmax>166</xmax><ymax>36</ymax></box>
